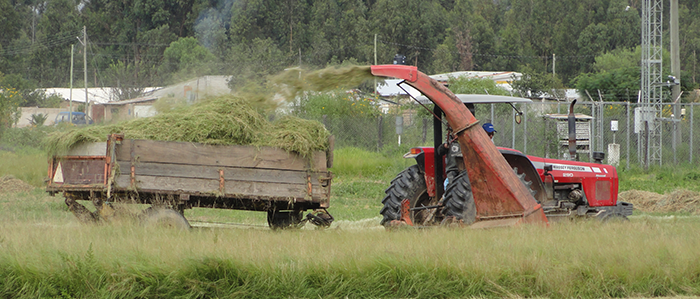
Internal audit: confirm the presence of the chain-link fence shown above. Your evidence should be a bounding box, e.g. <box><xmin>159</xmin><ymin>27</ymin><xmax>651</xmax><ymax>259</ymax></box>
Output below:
<box><xmin>298</xmin><ymin>101</ymin><xmax>700</xmax><ymax>169</ymax></box>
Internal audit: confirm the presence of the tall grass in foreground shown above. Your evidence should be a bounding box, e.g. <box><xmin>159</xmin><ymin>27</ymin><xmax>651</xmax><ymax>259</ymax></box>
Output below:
<box><xmin>1</xmin><ymin>218</ymin><xmax>700</xmax><ymax>298</ymax></box>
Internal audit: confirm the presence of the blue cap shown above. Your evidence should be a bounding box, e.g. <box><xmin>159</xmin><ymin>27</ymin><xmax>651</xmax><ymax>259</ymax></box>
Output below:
<box><xmin>482</xmin><ymin>123</ymin><xmax>496</xmax><ymax>133</ymax></box>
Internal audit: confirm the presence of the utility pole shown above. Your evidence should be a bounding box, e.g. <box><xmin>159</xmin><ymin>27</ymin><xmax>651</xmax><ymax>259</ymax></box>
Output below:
<box><xmin>374</xmin><ymin>34</ymin><xmax>377</xmax><ymax>94</ymax></box>
<box><xmin>670</xmin><ymin>0</ymin><xmax>681</xmax><ymax>164</ymax></box>
<box><xmin>70</xmin><ymin>44</ymin><xmax>74</xmax><ymax>122</ymax></box>
<box><xmin>552</xmin><ymin>53</ymin><xmax>556</xmax><ymax>78</ymax></box>
<box><xmin>82</xmin><ymin>26</ymin><xmax>89</xmax><ymax>118</ymax></box>
<box><xmin>670</xmin><ymin>0</ymin><xmax>680</xmax><ymax>101</ymax></box>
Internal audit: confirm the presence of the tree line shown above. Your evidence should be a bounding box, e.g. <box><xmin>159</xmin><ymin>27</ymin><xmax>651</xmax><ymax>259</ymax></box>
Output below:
<box><xmin>1</xmin><ymin>0</ymin><xmax>700</xmax><ymax>107</ymax></box>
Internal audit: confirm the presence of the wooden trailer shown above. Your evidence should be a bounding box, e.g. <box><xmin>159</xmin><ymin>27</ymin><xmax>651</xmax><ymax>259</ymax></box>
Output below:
<box><xmin>47</xmin><ymin>134</ymin><xmax>334</xmax><ymax>229</ymax></box>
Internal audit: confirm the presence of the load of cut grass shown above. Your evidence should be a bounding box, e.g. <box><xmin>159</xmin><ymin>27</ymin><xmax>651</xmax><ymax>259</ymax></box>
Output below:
<box><xmin>273</xmin><ymin>65</ymin><xmax>374</xmax><ymax>101</ymax></box>
<box><xmin>44</xmin><ymin>95</ymin><xmax>329</xmax><ymax>158</ymax></box>
<box><xmin>257</xmin><ymin>116</ymin><xmax>330</xmax><ymax>157</ymax></box>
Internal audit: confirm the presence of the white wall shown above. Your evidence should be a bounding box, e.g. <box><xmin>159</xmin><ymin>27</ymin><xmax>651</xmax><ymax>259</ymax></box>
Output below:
<box><xmin>15</xmin><ymin>107</ymin><xmax>68</xmax><ymax>127</ymax></box>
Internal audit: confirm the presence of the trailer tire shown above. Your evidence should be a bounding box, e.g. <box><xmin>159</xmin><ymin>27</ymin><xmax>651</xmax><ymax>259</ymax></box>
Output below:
<box><xmin>380</xmin><ymin>165</ymin><xmax>433</xmax><ymax>227</ymax></box>
<box><xmin>267</xmin><ymin>210</ymin><xmax>304</xmax><ymax>230</ymax></box>
<box><xmin>442</xmin><ymin>171</ymin><xmax>477</xmax><ymax>225</ymax></box>
<box><xmin>142</xmin><ymin>207</ymin><xmax>191</xmax><ymax>230</ymax></box>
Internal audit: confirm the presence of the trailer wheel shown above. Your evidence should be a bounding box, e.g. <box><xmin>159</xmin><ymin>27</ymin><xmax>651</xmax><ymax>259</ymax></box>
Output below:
<box><xmin>142</xmin><ymin>207</ymin><xmax>191</xmax><ymax>230</ymax></box>
<box><xmin>442</xmin><ymin>171</ymin><xmax>477</xmax><ymax>225</ymax></box>
<box><xmin>380</xmin><ymin>165</ymin><xmax>434</xmax><ymax>227</ymax></box>
<box><xmin>267</xmin><ymin>210</ymin><xmax>304</xmax><ymax>230</ymax></box>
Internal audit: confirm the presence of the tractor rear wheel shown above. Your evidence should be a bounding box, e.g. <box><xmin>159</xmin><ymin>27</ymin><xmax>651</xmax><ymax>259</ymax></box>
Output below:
<box><xmin>442</xmin><ymin>171</ymin><xmax>477</xmax><ymax>225</ymax></box>
<box><xmin>380</xmin><ymin>165</ymin><xmax>434</xmax><ymax>227</ymax></box>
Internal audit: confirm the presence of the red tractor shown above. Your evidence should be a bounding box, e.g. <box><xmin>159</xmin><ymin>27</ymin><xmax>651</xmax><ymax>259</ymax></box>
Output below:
<box><xmin>368</xmin><ymin>65</ymin><xmax>632</xmax><ymax>228</ymax></box>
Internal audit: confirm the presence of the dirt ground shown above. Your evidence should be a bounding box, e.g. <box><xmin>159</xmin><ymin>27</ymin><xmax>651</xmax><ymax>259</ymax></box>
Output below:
<box><xmin>0</xmin><ymin>175</ymin><xmax>35</xmax><ymax>195</ymax></box>
<box><xmin>619</xmin><ymin>189</ymin><xmax>700</xmax><ymax>214</ymax></box>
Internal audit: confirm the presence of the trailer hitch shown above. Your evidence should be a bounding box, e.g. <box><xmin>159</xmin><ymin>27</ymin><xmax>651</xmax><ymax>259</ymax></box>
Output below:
<box><xmin>304</xmin><ymin>209</ymin><xmax>334</xmax><ymax>228</ymax></box>
<box><xmin>65</xmin><ymin>196</ymin><xmax>98</xmax><ymax>223</ymax></box>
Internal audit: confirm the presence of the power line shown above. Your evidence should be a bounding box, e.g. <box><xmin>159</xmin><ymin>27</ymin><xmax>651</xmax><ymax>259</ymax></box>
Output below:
<box><xmin>92</xmin><ymin>42</ymin><xmax>171</xmax><ymax>47</ymax></box>
<box><xmin>378</xmin><ymin>39</ymin><xmax>596</xmax><ymax>59</ymax></box>
<box><xmin>0</xmin><ymin>29</ymin><xmax>83</xmax><ymax>56</ymax></box>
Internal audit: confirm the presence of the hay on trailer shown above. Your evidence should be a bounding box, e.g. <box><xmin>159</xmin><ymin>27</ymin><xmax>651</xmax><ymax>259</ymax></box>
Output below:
<box><xmin>45</xmin><ymin>95</ymin><xmax>328</xmax><ymax>158</ymax></box>
<box><xmin>258</xmin><ymin>116</ymin><xmax>330</xmax><ymax>158</ymax></box>
<box><xmin>619</xmin><ymin>189</ymin><xmax>700</xmax><ymax>214</ymax></box>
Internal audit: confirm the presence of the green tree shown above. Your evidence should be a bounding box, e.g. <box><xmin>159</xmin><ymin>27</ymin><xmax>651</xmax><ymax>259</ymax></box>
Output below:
<box><xmin>679</xmin><ymin>2</ymin><xmax>700</xmax><ymax>88</ymax></box>
<box><xmin>369</xmin><ymin>0</ymin><xmax>448</xmax><ymax>73</ymax></box>
<box><xmin>577</xmin><ymin>23</ymin><xmax>611</xmax><ymax>73</ymax></box>
<box><xmin>160</xmin><ymin>37</ymin><xmax>216</xmax><ymax>82</ymax></box>
<box><xmin>430</xmin><ymin>43</ymin><xmax>458</xmax><ymax>73</ymax></box>
<box><xmin>194</xmin><ymin>3</ymin><xmax>231</xmax><ymax>59</ymax></box>
<box><xmin>105</xmin><ymin>61</ymin><xmax>156</xmax><ymax>101</ymax></box>
<box><xmin>0</xmin><ymin>86</ymin><xmax>21</xmax><ymax>134</ymax></box>
<box><xmin>573</xmin><ymin>47</ymin><xmax>643</xmax><ymax>101</ymax></box>
<box><xmin>574</xmin><ymin>68</ymin><xmax>639</xmax><ymax>101</ymax></box>
<box><xmin>29</xmin><ymin>0</ymin><xmax>82</xmax><ymax>87</ymax></box>
<box><xmin>575</xmin><ymin>46</ymin><xmax>696</xmax><ymax>102</ymax></box>
<box><xmin>225</xmin><ymin>38</ymin><xmax>289</xmax><ymax>90</ymax></box>
<box><xmin>447</xmin><ymin>0</ymin><xmax>500</xmax><ymax>71</ymax></box>
<box><xmin>0</xmin><ymin>0</ymin><xmax>22</xmax><ymax>49</ymax></box>
<box><xmin>307</xmin><ymin>0</ymin><xmax>371</xmax><ymax>67</ymax></box>
<box><xmin>229</xmin><ymin>0</ymin><xmax>312</xmax><ymax>55</ymax></box>
<box><xmin>449</xmin><ymin>76</ymin><xmax>510</xmax><ymax>96</ymax></box>
<box><xmin>511</xmin><ymin>66</ymin><xmax>564</xmax><ymax>98</ymax></box>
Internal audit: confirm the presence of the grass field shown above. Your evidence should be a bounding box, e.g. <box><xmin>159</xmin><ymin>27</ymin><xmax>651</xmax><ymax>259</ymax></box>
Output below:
<box><xmin>3</xmin><ymin>145</ymin><xmax>700</xmax><ymax>298</ymax></box>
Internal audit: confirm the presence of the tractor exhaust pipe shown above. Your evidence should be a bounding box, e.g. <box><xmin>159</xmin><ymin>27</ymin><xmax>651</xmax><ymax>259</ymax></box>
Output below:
<box><xmin>568</xmin><ymin>100</ymin><xmax>577</xmax><ymax>161</ymax></box>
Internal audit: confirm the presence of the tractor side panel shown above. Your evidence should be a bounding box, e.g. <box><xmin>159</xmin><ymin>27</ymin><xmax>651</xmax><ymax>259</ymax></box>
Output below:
<box><xmin>420</xmin><ymin>148</ymin><xmax>437</xmax><ymax>198</ymax></box>
<box><xmin>528</xmin><ymin>156</ymin><xmax>618</xmax><ymax>207</ymax></box>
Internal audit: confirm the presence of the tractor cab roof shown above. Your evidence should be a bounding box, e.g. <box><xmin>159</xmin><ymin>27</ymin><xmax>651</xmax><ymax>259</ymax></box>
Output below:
<box><xmin>415</xmin><ymin>94</ymin><xmax>533</xmax><ymax>105</ymax></box>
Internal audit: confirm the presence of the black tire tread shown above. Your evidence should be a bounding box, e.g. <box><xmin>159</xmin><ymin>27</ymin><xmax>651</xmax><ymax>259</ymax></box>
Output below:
<box><xmin>380</xmin><ymin>165</ymin><xmax>426</xmax><ymax>226</ymax></box>
<box><xmin>267</xmin><ymin>210</ymin><xmax>304</xmax><ymax>230</ymax></box>
<box><xmin>442</xmin><ymin>171</ymin><xmax>477</xmax><ymax>225</ymax></box>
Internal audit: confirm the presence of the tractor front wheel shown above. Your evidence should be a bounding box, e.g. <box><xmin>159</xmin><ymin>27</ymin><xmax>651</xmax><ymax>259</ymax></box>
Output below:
<box><xmin>442</xmin><ymin>171</ymin><xmax>477</xmax><ymax>225</ymax></box>
<box><xmin>380</xmin><ymin>165</ymin><xmax>435</xmax><ymax>227</ymax></box>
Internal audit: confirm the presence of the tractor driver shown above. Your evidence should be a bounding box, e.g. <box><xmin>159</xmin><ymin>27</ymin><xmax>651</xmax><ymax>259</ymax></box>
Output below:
<box><xmin>440</xmin><ymin>103</ymin><xmax>476</xmax><ymax>190</ymax></box>
<box><xmin>439</xmin><ymin>127</ymin><xmax>461</xmax><ymax>191</ymax></box>
<box><xmin>482</xmin><ymin>122</ymin><xmax>496</xmax><ymax>141</ymax></box>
